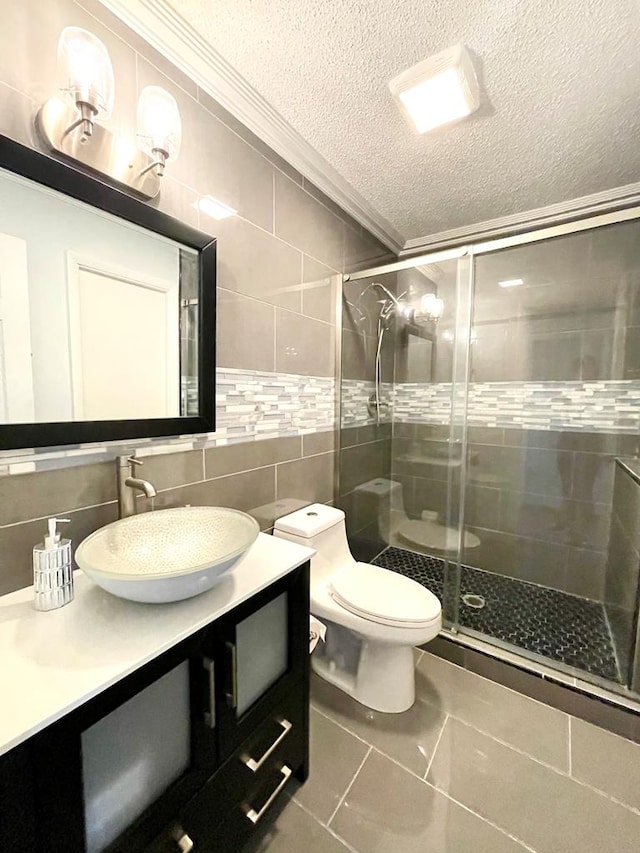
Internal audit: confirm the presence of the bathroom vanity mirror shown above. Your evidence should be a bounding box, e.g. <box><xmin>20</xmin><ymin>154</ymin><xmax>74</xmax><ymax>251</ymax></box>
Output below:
<box><xmin>0</xmin><ymin>135</ymin><xmax>216</xmax><ymax>450</ymax></box>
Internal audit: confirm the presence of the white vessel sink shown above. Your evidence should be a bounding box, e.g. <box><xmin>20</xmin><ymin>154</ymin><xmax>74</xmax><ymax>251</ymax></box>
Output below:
<box><xmin>75</xmin><ymin>506</ymin><xmax>260</xmax><ymax>603</ymax></box>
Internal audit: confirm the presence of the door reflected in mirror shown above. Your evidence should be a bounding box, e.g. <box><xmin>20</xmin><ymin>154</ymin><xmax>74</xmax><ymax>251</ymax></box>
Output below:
<box><xmin>0</xmin><ymin>168</ymin><xmax>199</xmax><ymax>425</ymax></box>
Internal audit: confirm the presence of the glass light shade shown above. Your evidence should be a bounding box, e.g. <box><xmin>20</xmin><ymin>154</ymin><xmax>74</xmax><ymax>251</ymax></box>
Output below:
<box><xmin>421</xmin><ymin>293</ymin><xmax>444</xmax><ymax>317</ymax></box>
<box><xmin>137</xmin><ymin>86</ymin><xmax>182</xmax><ymax>161</ymax></box>
<box><xmin>58</xmin><ymin>27</ymin><xmax>114</xmax><ymax>118</ymax></box>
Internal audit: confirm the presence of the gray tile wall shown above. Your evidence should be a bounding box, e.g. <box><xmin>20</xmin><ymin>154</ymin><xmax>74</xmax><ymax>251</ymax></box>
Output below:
<box><xmin>392</xmin><ymin>424</ymin><xmax>640</xmax><ymax>599</ymax></box>
<box><xmin>0</xmin><ymin>0</ymin><xmax>393</xmax><ymax>593</ymax></box>
<box><xmin>339</xmin><ymin>423</ymin><xmax>392</xmax><ymax>561</ymax></box>
<box><xmin>384</xmin><ymin>222</ymin><xmax>640</xmax><ymax>602</ymax></box>
<box><xmin>338</xmin><ymin>278</ymin><xmax>396</xmax><ymax>560</ymax></box>
<box><xmin>0</xmin><ymin>436</ymin><xmax>338</xmax><ymax>594</ymax></box>
<box><xmin>471</xmin><ymin>225</ymin><xmax>640</xmax><ymax>384</ymax></box>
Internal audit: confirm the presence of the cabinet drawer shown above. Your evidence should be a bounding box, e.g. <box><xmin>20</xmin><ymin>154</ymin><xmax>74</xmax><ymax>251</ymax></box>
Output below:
<box><xmin>226</xmin><ymin>685</ymin><xmax>306</xmax><ymax>803</ymax></box>
<box><xmin>215</xmin><ymin>763</ymin><xmax>295</xmax><ymax>853</ymax></box>
<box><xmin>176</xmin><ymin>687</ymin><xmax>306</xmax><ymax>850</ymax></box>
<box><xmin>198</xmin><ymin>761</ymin><xmax>298</xmax><ymax>853</ymax></box>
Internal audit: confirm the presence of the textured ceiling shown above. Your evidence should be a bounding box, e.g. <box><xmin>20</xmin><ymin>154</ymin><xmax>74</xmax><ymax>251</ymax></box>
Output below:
<box><xmin>168</xmin><ymin>0</ymin><xmax>640</xmax><ymax>243</ymax></box>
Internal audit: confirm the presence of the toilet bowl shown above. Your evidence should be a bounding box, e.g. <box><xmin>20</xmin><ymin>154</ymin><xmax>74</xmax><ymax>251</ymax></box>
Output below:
<box><xmin>354</xmin><ymin>477</ymin><xmax>481</xmax><ymax>555</ymax></box>
<box><xmin>273</xmin><ymin>503</ymin><xmax>441</xmax><ymax>713</ymax></box>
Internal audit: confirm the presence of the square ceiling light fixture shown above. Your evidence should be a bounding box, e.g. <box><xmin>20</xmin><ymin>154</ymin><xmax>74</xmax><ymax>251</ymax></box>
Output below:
<box><xmin>389</xmin><ymin>44</ymin><xmax>480</xmax><ymax>134</ymax></box>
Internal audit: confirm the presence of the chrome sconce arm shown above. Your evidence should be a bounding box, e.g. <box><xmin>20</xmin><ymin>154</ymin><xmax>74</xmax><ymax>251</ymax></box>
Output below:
<box><xmin>63</xmin><ymin>100</ymin><xmax>98</xmax><ymax>142</ymax></box>
<box><xmin>138</xmin><ymin>148</ymin><xmax>168</xmax><ymax>179</ymax></box>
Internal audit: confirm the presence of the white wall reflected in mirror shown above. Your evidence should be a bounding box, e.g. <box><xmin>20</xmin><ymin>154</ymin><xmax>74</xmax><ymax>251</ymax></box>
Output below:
<box><xmin>0</xmin><ymin>168</ymin><xmax>198</xmax><ymax>424</ymax></box>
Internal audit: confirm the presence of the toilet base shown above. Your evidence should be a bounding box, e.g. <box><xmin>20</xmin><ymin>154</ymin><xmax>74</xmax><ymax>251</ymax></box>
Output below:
<box><xmin>312</xmin><ymin>637</ymin><xmax>416</xmax><ymax>713</ymax></box>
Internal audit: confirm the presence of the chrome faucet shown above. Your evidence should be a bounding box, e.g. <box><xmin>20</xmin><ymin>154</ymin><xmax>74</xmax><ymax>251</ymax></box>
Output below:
<box><xmin>117</xmin><ymin>455</ymin><xmax>157</xmax><ymax>518</ymax></box>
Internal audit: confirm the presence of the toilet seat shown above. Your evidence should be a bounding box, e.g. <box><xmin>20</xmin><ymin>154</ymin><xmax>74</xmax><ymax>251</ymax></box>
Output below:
<box><xmin>329</xmin><ymin>562</ymin><xmax>440</xmax><ymax>629</ymax></box>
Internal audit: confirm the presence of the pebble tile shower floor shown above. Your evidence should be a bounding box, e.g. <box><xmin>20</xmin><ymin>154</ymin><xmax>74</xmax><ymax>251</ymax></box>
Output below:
<box><xmin>372</xmin><ymin>546</ymin><xmax>620</xmax><ymax>683</ymax></box>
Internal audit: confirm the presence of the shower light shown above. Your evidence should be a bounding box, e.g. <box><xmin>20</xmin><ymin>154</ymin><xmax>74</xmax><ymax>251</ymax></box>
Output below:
<box><xmin>389</xmin><ymin>44</ymin><xmax>480</xmax><ymax>134</ymax></box>
<box><xmin>498</xmin><ymin>278</ymin><xmax>524</xmax><ymax>288</ymax></box>
<box><xmin>195</xmin><ymin>195</ymin><xmax>237</xmax><ymax>220</ymax></box>
<box><xmin>413</xmin><ymin>293</ymin><xmax>444</xmax><ymax>325</ymax></box>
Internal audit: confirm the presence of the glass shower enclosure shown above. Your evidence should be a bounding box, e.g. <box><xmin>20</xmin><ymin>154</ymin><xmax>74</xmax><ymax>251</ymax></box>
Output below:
<box><xmin>338</xmin><ymin>208</ymin><xmax>640</xmax><ymax>699</ymax></box>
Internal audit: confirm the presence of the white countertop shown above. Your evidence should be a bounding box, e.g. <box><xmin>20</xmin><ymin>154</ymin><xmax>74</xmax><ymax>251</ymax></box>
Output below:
<box><xmin>0</xmin><ymin>533</ymin><xmax>314</xmax><ymax>757</ymax></box>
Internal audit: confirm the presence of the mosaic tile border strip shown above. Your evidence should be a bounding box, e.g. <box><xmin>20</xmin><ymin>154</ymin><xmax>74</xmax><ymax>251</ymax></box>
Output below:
<box><xmin>6</xmin><ymin>374</ymin><xmax>640</xmax><ymax>475</ymax></box>
<box><xmin>216</xmin><ymin>369</ymin><xmax>334</xmax><ymax>440</ymax></box>
<box><xmin>0</xmin><ymin>368</ymin><xmax>336</xmax><ymax>476</ymax></box>
<box><xmin>392</xmin><ymin>380</ymin><xmax>640</xmax><ymax>433</ymax></box>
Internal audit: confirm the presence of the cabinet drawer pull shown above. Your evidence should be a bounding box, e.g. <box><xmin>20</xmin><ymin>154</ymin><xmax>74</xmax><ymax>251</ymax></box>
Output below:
<box><xmin>244</xmin><ymin>765</ymin><xmax>292</xmax><ymax>825</ymax></box>
<box><xmin>225</xmin><ymin>641</ymin><xmax>238</xmax><ymax>709</ymax></box>
<box><xmin>241</xmin><ymin>718</ymin><xmax>292</xmax><ymax>772</ymax></box>
<box><xmin>202</xmin><ymin>657</ymin><xmax>215</xmax><ymax>729</ymax></box>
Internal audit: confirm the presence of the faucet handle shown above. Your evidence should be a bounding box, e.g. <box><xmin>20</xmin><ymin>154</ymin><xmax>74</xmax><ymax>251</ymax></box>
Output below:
<box><xmin>117</xmin><ymin>454</ymin><xmax>144</xmax><ymax>475</ymax></box>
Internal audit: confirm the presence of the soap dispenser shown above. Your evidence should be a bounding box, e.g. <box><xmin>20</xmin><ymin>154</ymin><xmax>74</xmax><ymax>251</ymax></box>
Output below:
<box><xmin>33</xmin><ymin>518</ymin><xmax>74</xmax><ymax>611</ymax></box>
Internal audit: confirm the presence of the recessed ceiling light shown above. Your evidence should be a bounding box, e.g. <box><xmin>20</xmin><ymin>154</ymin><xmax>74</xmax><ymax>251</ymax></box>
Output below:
<box><xmin>498</xmin><ymin>278</ymin><xmax>524</xmax><ymax>288</ymax></box>
<box><xmin>194</xmin><ymin>195</ymin><xmax>237</xmax><ymax>220</ymax></box>
<box><xmin>389</xmin><ymin>44</ymin><xmax>480</xmax><ymax>135</ymax></box>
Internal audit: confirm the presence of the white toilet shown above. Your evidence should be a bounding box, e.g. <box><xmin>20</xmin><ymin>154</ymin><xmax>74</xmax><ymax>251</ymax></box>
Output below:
<box><xmin>273</xmin><ymin>503</ymin><xmax>441</xmax><ymax>713</ymax></box>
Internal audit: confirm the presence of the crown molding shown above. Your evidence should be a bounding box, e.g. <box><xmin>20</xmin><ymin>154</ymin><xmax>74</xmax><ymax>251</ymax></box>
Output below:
<box><xmin>401</xmin><ymin>180</ymin><xmax>640</xmax><ymax>256</ymax></box>
<box><xmin>99</xmin><ymin>0</ymin><xmax>404</xmax><ymax>254</ymax></box>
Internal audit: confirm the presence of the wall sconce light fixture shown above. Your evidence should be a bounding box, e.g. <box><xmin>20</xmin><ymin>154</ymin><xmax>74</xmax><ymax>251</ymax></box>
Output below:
<box><xmin>37</xmin><ymin>27</ymin><xmax>182</xmax><ymax>199</ymax></box>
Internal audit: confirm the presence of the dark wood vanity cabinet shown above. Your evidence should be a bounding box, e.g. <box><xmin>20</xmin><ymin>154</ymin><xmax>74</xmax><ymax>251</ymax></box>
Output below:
<box><xmin>0</xmin><ymin>564</ymin><xmax>310</xmax><ymax>853</ymax></box>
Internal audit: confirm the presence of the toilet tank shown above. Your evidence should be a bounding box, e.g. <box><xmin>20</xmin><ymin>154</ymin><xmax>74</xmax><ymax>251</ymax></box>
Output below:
<box><xmin>273</xmin><ymin>503</ymin><xmax>355</xmax><ymax>585</ymax></box>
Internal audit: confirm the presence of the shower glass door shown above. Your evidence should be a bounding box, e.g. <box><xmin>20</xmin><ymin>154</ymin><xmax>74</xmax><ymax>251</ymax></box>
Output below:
<box><xmin>338</xmin><ymin>208</ymin><xmax>640</xmax><ymax>697</ymax></box>
<box><xmin>457</xmin><ymin>217</ymin><xmax>640</xmax><ymax>691</ymax></box>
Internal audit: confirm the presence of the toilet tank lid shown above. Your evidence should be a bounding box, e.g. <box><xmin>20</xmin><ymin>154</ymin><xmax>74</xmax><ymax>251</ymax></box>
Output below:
<box><xmin>274</xmin><ymin>503</ymin><xmax>345</xmax><ymax>537</ymax></box>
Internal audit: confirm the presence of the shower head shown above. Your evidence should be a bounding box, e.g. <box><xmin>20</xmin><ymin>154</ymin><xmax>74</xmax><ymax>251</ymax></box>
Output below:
<box><xmin>371</xmin><ymin>281</ymin><xmax>400</xmax><ymax>305</ymax></box>
<box><xmin>370</xmin><ymin>282</ymin><xmax>412</xmax><ymax>326</ymax></box>
<box><xmin>351</xmin><ymin>280</ymin><xmax>423</xmax><ymax>331</ymax></box>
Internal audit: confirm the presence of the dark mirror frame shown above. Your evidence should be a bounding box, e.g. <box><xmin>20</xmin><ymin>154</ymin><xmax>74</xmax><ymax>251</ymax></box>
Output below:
<box><xmin>0</xmin><ymin>135</ymin><xmax>216</xmax><ymax>451</ymax></box>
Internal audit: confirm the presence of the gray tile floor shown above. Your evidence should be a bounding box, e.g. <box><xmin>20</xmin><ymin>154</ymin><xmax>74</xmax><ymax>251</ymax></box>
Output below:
<box><xmin>248</xmin><ymin>650</ymin><xmax>640</xmax><ymax>853</ymax></box>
